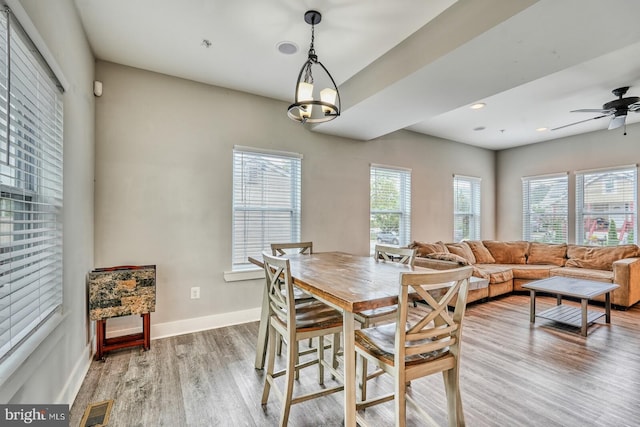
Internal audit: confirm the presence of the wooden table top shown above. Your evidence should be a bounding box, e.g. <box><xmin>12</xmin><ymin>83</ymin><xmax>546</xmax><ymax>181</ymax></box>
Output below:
<box><xmin>248</xmin><ymin>251</ymin><xmax>422</xmax><ymax>313</ymax></box>
<box><xmin>522</xmin><ymin>276</ymin><xmax>619</xmax><ymax>298</ymax></box>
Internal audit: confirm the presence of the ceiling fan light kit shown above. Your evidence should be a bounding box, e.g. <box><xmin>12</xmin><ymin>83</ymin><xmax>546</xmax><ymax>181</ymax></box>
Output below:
<box><xmin>287</xmin><ymin>10</ymin><xmax>341</xmax><ymax>124</ymax></box>
<box><xmin>552</xmin><ymin>86</ymin><xmax>640</xmax><ymax>133</ymax></box>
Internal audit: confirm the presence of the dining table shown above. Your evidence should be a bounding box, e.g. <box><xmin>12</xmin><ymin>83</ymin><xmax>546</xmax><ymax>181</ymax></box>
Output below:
<box><xmin>249</xmin><ymin>251</ymin><xmax>424</xmax><ymax>427</ymax></box>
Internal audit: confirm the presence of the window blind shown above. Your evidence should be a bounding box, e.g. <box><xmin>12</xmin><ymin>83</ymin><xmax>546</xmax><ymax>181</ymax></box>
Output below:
<box><xmin>370</xmin><ymin>165</ymin><xmax>411</xmax><ymax>251</ymax></box>
<box><xmin>232</xmin><ymin>147</ymin><xmax>301</xmax><ymax>270</ymax></box>
<box><xmin>522</xmin><ymin>173</ymin><xmax>568</xmax><ymax>243</ymax></box>
<box><xmin>0</xmin><ymin>8</ymin><xmax>64</xmax><ymax>360</ymax></box>
<box><xmin>453</xmin><ymin>175</ymin><xmax>481</xmax><ymax>241</ymax></box>
<box><xmin>576</xmin><ymin>166</ymin><xmax>637</xmax><ymax>246</ymax></box>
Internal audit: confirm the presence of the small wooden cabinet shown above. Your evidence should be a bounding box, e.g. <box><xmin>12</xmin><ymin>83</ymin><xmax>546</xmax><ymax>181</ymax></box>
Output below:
<box><xmin>88</xmin><ymin>265</ymin><xmax>156</xmax><ymax>360</ymax></box>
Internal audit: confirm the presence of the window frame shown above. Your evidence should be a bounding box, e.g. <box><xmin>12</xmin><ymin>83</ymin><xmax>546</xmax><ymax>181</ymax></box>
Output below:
<box><xmin>231</xmin><ymin>146</ymin><xmax>302</xmax><ymax>271</ymax></box>
<box><xmin>369</xmin><ymin>164</ymin><xmax>411</xmax><ymax>252</ymax></box>
<box><xmin>522</xmin><ymin>173</ymin><xmax>569</xmax><ymax>244</ymax></box>
<box><xmin>575</xmin><ymin>165</ymin><xmax>637</xmax><ymax>246</ymax></box>
<box><xmin>453</xmin><ymin>175</ymin><xmax>481</xmax><ymax>242</ymax></box>
<box><xmin>0</xmin><ymin>6</ymin><xmax>64</xmax><ymax>362</ymax></box>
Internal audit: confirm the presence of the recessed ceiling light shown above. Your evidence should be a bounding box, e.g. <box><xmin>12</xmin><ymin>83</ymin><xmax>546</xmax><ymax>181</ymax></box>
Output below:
<box><xmin>277</xmin><ymin>41</ymin><xmax>298</xmax><ymax>55</ymax></box>
<box><xmin>536</xmin><ymin>127</ymin><xmax>548</xmax><ymax>132</ymax></box>
<box><xmin>470</xmin><ymin>103</ymin><xmax>486</xmax><ymax>110</ymax></box>
<box><xmin>473</xmin><ymin>126</ymin><xmax>486</xmax><ymax>131</ymax></box>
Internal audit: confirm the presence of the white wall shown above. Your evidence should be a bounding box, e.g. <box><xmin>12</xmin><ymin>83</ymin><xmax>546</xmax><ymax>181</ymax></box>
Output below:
<box><xmin>94</xmin><ymin>61</ymin><xmax>496</xmax><ymax>336</ymax></box>
<box><xmin>496</xmin><ymin>122</ymin><xmax>640</xmax><ymax>242</ymax></box>
<box><xmin>0</xmin><ymin>0</ymin><xmax>95</xmax><ymax>404</ymax></box>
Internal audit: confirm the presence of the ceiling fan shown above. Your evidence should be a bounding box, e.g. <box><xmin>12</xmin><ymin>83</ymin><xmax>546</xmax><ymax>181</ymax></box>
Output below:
<box><xmin>552</xmin><ymin>86</ymin><xmax>640</xmax><ymax>132</ymax></box>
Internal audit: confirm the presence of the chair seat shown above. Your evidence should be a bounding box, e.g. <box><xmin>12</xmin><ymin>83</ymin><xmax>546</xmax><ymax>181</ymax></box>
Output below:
<box><xmin>355</xmin><ymin>323</ymin><xmax>450</xmax><ymax>366</ymax></box>
<box><xmin>274</xmin><ymin>302</ymin><xmax>343</xmax><ymax>331</ymax></box>
<box><xmin>355</xmin><ymin>305</ymin><xmax>397</xmax><ymax>321</ymax></box>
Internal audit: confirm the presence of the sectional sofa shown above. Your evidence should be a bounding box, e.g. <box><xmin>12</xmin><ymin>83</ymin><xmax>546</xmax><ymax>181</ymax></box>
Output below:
<box><xmin>409</xmin><ymin>240</ymin><xmax>640</xmax><ymax>309</ymax></box>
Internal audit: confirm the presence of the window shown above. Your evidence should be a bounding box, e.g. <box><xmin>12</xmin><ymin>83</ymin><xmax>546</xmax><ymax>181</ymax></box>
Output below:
<box><xmin>522</xmin><ymin>173</ymin><xmax>568</xmax><ymax>243</ymax></box>
<box><xmin>453</xmin><ymin>175</ymin><xmax>481</xmax><ymax>241</ymax></box>
<box><xmin>370</xmin><ymin>165</ymin><xmax>411</xmax><ymax>251</ymax></box>
<box><xmin>232</xmin><ymin>146</ymin><xmax>301</xmax><ymax>270</ymax></box>
<box><xmin>0</xmin><ymin>8</ymin><xmax>64</xmax><ymax>360</ymax></box>
<box><xmin>576</xmin><ymin>165</ymin><xmax>637</xmax><ymax>246</ymax></box>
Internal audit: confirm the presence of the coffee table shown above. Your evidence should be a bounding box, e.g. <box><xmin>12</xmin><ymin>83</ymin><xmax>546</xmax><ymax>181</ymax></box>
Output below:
<box><xmin>522</xmin><ymin>276</ymin><xmax>619</xmax><ymax>336</ymax></box>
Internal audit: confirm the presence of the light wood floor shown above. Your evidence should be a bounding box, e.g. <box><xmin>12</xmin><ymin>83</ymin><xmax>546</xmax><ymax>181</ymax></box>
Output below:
<box><xmin>70</xmin><ymin>295</ymin><xmax>640</xmax><ymax>426</ymax></box>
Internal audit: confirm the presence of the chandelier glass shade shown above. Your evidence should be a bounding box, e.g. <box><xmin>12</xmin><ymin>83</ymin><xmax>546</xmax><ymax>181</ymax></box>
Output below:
<box><xmin>287</xmin><ymin>10</ymin><xmax>341</xmax><ymax>124</ymax></box>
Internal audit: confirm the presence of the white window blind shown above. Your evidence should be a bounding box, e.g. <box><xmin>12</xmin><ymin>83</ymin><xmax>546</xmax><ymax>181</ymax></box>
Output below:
<box><xmin>522</xmin><ymin>173</ymin><xmax>568</xmax><ymax>243</ymax></box>
<box><xmin>232</xmin><ymin>147</ymin><xmax>301</xmax><ymax>270</ymax></box>
<box><xmin>453</xmin><ymin>175</ymin><xmax>481</xmax><ymax>241</ymax></box>
<box><xmin>0</xmin><ymin>8</ymin><xmax>64</xmax><ymax>360</ymax></box>
<box><xmin>576</xmin><ymin>166</ymin><xmax>637</xmax><ymax>246</ymax></box>
<box><xmin>370</xmin><ymin>165</ymin><xmax>411</xmax><ymax>251</ymax></box>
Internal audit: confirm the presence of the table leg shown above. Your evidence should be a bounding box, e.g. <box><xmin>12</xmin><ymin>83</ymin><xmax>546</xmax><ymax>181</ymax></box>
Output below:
<box><xmin>605</xmin><ymin>292</ymin><xmax>612</xmax><ymax>323</ymax></box>
<box><xmin>342</xmin><ymin>311</ymin><xmax>356</xmax><ymax>427</ymax></box>
<box><xmin>581</xmin><ymin>298</ymin><xmax>588</xmax><ymax>337</ymax></box>
<box><xmin>556</xmin><ymin>294</ymin><xmax>562</xmax><ymax>305</ymax></box>
<box><xmin>529</xmin><ymin>290</ymin><xmax>536</xmax><ymax>323</ymax></box>
<box><xmin>254</xmin><ymin>279</ymin><xmax>270</xmax><ymax>370</ymax></box>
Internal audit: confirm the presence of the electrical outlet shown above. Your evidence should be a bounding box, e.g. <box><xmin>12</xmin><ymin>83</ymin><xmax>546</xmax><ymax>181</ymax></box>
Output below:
<box><xmin>190</xmin><ymin>287</ymin><xmax>200</xmax><ymax>299</ymax></box>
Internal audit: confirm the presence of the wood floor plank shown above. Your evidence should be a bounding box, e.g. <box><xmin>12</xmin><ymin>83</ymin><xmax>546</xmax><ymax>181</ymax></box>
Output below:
<box><xmin>70</xmin><ymin>295</ymin><xmax>640</xmax><ymax>426</ymax></box>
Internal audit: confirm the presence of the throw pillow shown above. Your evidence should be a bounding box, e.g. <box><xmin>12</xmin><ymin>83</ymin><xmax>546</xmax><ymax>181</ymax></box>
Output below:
<box><xmin>482</xmin><ymin>240</ymin><xmax>529</xmax><ymax>264</ymax></box>
<box><xmin>527</xmin><ymin>242</ymin><xmax>567</xmax><ymax>266</ymax></box>
<box><xmin>408</xmin><ymin>240</ymin><xmax>448</xmax><ymax>257</ymax></box>
<box><xmin>445</xmin><ymin>242</ymin><xmax>476</xmax><ymax>264</ymax></box>
<box><xmin>465</xmin><ymin>240</ymin><xmax>495</xmax><ymax>264</ymax></box>
<box><xmin>425</xmin><ymin>252</ymin><xmax>469</xmax><ymax>265</ymax></box>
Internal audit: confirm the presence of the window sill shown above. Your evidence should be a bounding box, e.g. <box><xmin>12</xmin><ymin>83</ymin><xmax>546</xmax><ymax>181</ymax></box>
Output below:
<box><xmin>224</xmin><ymin>268</ymin><xmax>263</xmax><ymax>282</ymax></box>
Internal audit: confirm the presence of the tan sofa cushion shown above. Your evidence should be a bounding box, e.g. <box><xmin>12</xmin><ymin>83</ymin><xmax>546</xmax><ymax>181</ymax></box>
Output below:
<box><xmin>565</xmin><ymin>244</ymin><xmax>640</xmax><ymax>271</ymax></box>
<box><xmin>445</xmin><ymin>242</ymin><xmax>476</xmax><ymax>264</ymax></box>
<box><xmin>408</xmin><ymin>241</ymin><xmax>448</xmax><ymax>257</ymax></box>
<box><xmin>550</xmin><ymin>267</ymin><xmax>614</xmax><ymax>283</ymax></box>
<box><xmin>466</xmin><ymin>240</ymin><xmax>495</xmax><ymax>264</ymax></box>
<box><xmin>473</xmin><ymin>264</ymin><xmax>513</xmax><ymax>284</ymax></box>
<box><xmin>483</xmin><ymin>240</ymin><xmax>529</xmax><ymax>264</ymax></box>
<box><xmin>527</xmin><ymin>242</ymin><xmax>567</xmax><ymax>266</ymax></box>
<box><xmin>425</xmin><ymin>252</ymin><xmax>469</xmax><ymax>265</ymax></box>
<box><xmin>509</xmin><ymin>264</ymin><xmax>554</xmax><ymax>280</ymax></box>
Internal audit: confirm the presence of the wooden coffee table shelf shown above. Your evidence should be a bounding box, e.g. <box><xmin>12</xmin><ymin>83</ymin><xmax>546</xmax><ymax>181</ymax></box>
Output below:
<box><xmin>523</xmin><ymin>276</ymin><xmax>619</xmax><ymax>337</ymax></box>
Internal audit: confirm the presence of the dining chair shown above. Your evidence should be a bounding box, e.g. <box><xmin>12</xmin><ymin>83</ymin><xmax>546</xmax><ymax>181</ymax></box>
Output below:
<box><xmin>260</xmin><ymin>252</ymin><xmax>344</xmax><ymax>426</ymax></box>
<box><xmin>354</xmin><ymin>265</ymin><xmax>473</xmax><ymax>427</ymax></box>
<box><xmin>355</xmin><ymin>244</ymin><xmax>416</xmax><ymax>397</ymax></box>
<box><xmin>270</xmin><ymin>242</ymin><xmax>321</xmax><ymax>367</ymax></box>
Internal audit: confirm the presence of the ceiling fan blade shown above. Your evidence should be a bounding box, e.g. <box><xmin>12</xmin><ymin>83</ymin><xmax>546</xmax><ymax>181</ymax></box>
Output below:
<box><xmin>570</xmin><ymin>108</ymin><xmax>612</xmax><ymax>113</ymax></box>
<box><xmin>551</xmin><ymin>114</ymin><xmax>610</xmax><ymax>131</ymax></box>
<box><xmin>608</xmin><ymin>114</ymin><xmax>627</xmax><ymax>130</ymax></box>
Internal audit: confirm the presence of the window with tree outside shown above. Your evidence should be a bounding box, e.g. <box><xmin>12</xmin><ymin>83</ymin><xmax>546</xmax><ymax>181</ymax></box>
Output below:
<box><xmin>453</xmin><ymin>175</ymin><xmax>481</xmax><ymax>242</ymax></box>
<box><xmin>231</xmin><ymin>146</ymin><xmax>301</xmax><ymax>270</ymax></box>
<box><xmin>576</xmin><ymin>166</ymin><xmax>637</xmax><ymax>246</ymax></box>
<box><xmin>370</xmin><ymin>165</ymin><xmax>411</xmax><ymax>253</ymax></box>
<box><xmin>522</xmin><ymin>173</ymin><xmax>568</xmax><ymax>243</ymax></box>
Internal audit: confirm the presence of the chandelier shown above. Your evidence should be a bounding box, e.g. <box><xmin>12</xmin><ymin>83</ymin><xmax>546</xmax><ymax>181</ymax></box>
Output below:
<box><xmin>287</xmin><ymin>10</ymin><xmax>341</xmax><ymax>124</ymax></box>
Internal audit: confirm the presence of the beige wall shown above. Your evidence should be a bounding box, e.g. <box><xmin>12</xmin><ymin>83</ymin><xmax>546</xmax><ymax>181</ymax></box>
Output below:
<box><xmin>1</xmin><ymin>0</ymin><xmax>95</xmax><ymax>404</ymax></box>
<box><xmin>496</xmin><ymin>122</ymin><xmax>640</xmax><ymax>242</ymax></box>
<box><xmin>94</xmin><ymin>61</ymin><xmax>496</xmax><ymax>333</ymax></box>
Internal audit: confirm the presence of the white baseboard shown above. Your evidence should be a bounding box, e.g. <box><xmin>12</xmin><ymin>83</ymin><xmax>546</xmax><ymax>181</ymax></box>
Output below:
<box><xmin>58</xmin><ymin>343</ymin><xmax>93</xmax><ymax>405</ymax></box>
<box><xmin>106</xmin><ymin>307</ymin><xmax>262</xmax><ymax>341</ymax></box>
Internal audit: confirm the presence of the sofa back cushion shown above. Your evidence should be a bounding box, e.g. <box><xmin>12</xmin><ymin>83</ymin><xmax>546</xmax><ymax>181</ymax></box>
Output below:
<box><xmin>445</xmin><ymin>242</ymin><xmax>476</xmax><ymax>264</ymax></box>
<box><xmin>527</xmin><ymin>242</ymin><xmax>567</xmax><ymax>266</ymax></box>
<box><xmin>424</xmin><ymin>252</ymin><xmax>469</xmax><ymax>265</ymax></box>
<box><xmin>565</xmin><ymin>244</ymin><xmax>640</xmax><ymax>271</ymax></box>
<box><xmin>408</xmin><ymin>241</ymin><xmax>448</xmax><ymax>257</ymax></box>
<box><xmin>482</xmin><ymin>240</ymin><xmax>529</xmax><ymax>264</ymax></box>
<box><xmin>465</xmin><ymin>240</ymin><xmax>495</xmax><ymax>264</ymax></box>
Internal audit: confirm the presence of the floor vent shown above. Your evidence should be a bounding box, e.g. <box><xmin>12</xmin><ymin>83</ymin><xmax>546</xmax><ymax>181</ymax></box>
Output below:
<box><xmin>80</xmin><ymin>399</ymin><xmax>113</xmax><ymax>427</ymax></box>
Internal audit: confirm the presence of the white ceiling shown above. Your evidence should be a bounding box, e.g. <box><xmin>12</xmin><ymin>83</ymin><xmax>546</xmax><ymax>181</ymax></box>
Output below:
<box><xmin>73</xmin><ymin>0</ymin><xmax>640</xmax><ymax>150</ymax></box>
